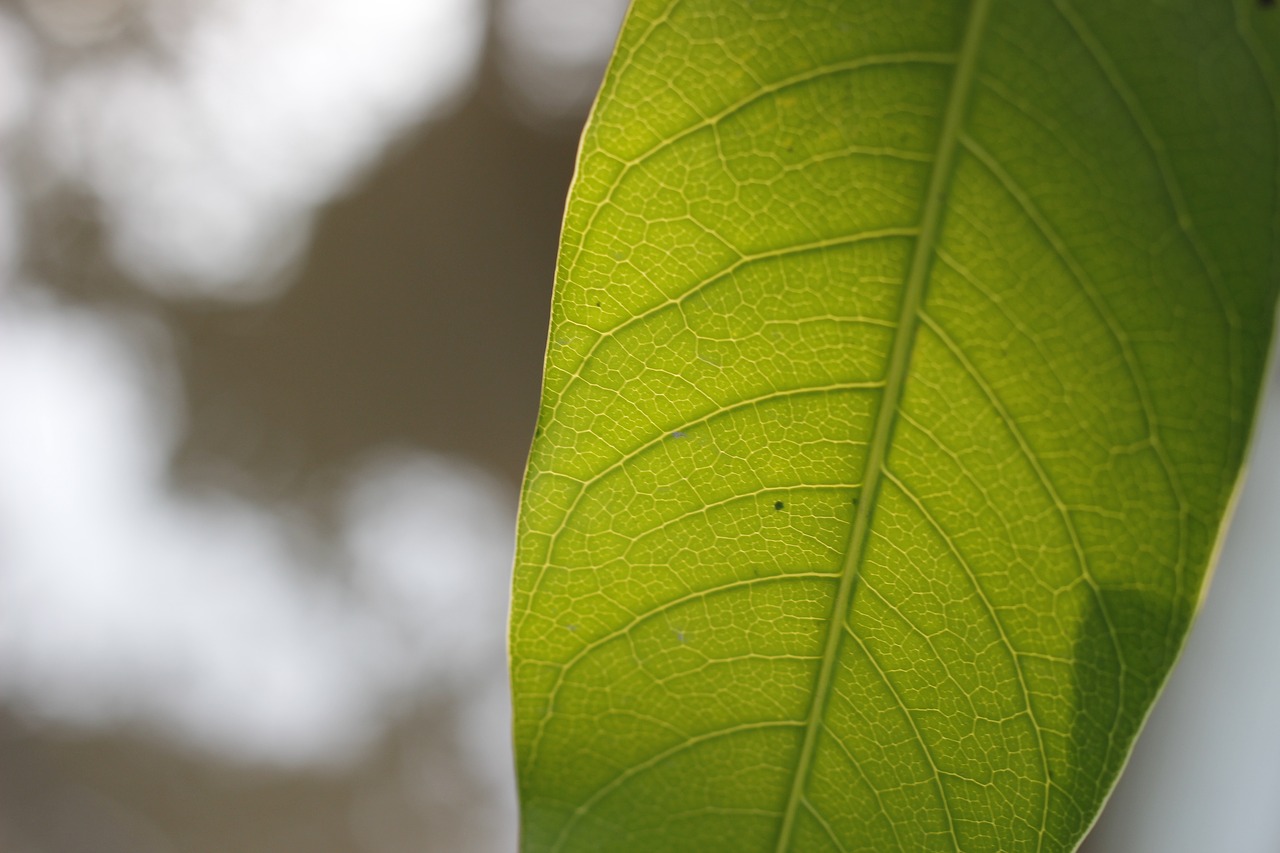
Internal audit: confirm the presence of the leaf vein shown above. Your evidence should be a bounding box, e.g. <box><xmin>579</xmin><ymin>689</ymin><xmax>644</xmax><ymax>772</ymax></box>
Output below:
<box><xmin>774</xmin><ymin>3</ymin><xmax>993</xmax><ymax>849</ymax></box>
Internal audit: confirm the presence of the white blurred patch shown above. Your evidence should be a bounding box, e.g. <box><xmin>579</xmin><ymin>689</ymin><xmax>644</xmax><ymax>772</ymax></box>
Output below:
<box><xmin>0</xmin><ymin>13</ymin><xmax>34</xmax><ymax>139</ymax></box>
<box><xmin>344</xmin><ymin>452</ymin><xmax>512</xmax><ymax>691</ymax></box>
<box><xmin>28</xmin><ymin>0</ymin><xmax>484</xmax><ymax>298</ymax></box>
<box><xmin>495</xmin><ymin>0</ymin><xmax>628</xmax><ymax>121</ymax></box>
<box><xmin>0</xmin><ymin>294</ymin><xmax>515</xmax><ymax>775</ymax></box>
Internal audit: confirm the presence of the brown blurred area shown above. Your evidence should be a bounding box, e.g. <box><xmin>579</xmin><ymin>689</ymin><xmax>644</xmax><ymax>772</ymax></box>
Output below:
<box><xmin>1</xmin><ymin>703</ymin><xmax>492</xmax><ymax>852</ymax></box>
<box><xmin>171</xmin><ymin>63</ymin><xmax>576</xmax><ymax>489</ymax></box>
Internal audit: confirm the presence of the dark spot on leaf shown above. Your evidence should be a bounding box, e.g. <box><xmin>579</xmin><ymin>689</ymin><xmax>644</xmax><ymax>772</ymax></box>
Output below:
<box><xmin>671</xmin><ymin>431</ymin><xmax>686</xmax><ymax>439</ymax></box>
<box><xmin>774</xmin><ymin>501</ymin><xmax>785</xmax><ymax>511</ymax></box>
<box><xmin>1261</xmin><ymin>0</ymin><xmax>1275</xmax><ymax>8</ymax></box>
<box><xmin>595</xmin><ymin>301</ymin><xmax>601</xmax><ymax>307</ymax></box>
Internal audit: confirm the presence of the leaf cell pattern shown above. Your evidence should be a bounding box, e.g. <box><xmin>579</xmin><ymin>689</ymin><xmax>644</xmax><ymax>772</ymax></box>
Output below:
<box><xmin>511</xmin><ymin>1</ymin><xmax>1280</xmax><ymax>851</ymax></box>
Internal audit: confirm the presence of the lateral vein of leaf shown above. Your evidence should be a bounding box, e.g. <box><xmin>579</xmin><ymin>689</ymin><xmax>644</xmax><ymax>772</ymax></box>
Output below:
<box><xmin>843</xmin><ymin>623</ymin><xmax>957</xmax><ymax>839</ymax></box>
<box><xmin>551</xmin><ymin>227</ymin><xmax>916</xmax><ymax>410</ymax></box>
<box><xmin>536</xmin><ymin>380</ymin><xmax>883</xmax><ymax>564</ymax></box>
<box><xmin>957</xmin><ymin>133</ymin><xmax>1135</xmax><ymax>775</ymax></box>
<box><xmin>918</xmin><ymin>306</ymin><xmax>1126</xmax><ymax>845</ymax></box>
<box><xmin>1051</xmin><ymin>0</ymin><xmax>1201</xmax><ymax>651</ymax></box>
<box><xmin>620</xmin><ymin>483</ymin><xmax>863</xmax><ymax>558</ymax></box>
<box><xmin>549</xmin><ymin>720</ymin><xmax>805</xmax><ymax>853</ymax></box>
<box><xmin>819</xmin><ymin>722</ymin><xmax>906</xmax><ymax>849</ymax></box>
<box><xmin>527</xmin><ymin>572</ymin><xmax>838</xmax><ymax>768</ymax></box>
<box><xmin>803</xmin><ymin>798</ymin><xmax>851</xmax><ymax>853</ymax></box>
<box><xmin>564</xmin><ymin>51</ymin><xmax>956</xmax><ymax>276</ymax></box>
<box><xmin>516</xmin><ymin>378</ymin><xmax>885</xmax><ymax>647</ymax></box>
<box><xmin>881</xmin><ymin>466</ymin><xmax>1051</xmax><ymax>849</ymax></box>
<box><xmin>773</xmin><ymin>3</ymin><xmax>991</xmax><ymax>851</ymax></box>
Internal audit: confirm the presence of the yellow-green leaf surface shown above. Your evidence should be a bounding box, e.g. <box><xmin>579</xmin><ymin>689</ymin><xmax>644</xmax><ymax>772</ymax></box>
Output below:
<box><xmin>511</xmin><ymin>1</ymin><xmax>1280</xmax><ymax>850</ymax></box>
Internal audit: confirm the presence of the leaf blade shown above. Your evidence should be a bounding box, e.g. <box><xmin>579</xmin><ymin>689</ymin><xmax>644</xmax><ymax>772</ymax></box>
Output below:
<box><xmin>511</xmin><ymin>1</ymin><xmax>1280</xmax><ymax>851</ymax></box>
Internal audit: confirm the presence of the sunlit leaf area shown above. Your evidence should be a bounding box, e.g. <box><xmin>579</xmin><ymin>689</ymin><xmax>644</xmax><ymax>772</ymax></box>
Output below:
<box><xmin>513</xmin><ymin>2</ymin><xmax>1280</xmax><ymax>850</ymax></box>
<box><xmin>0</xmin><ymin>1</ymin><xmax>1277</xmax><ymax>852</ymax></box>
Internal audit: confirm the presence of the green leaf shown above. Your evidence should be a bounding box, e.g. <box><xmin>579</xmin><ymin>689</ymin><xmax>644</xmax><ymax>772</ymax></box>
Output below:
<box><xmin>510</xmin><ymin>1</ymin><xmax>1280</xmax><ymax>850</ymax></box>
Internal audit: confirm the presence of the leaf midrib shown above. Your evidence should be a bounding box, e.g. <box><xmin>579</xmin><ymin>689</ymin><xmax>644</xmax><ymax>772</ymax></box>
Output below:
<box><xmin>773</xmin><ymin>1</ymin><xmax>994</xmax><ymax>849</ymax></box>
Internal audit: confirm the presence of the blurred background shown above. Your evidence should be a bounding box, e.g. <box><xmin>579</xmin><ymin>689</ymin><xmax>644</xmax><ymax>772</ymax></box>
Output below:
<box><xmin>0</xmin><ymin>1</ymin><xmax>1275</xmax><ymax>850</ymax></box>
